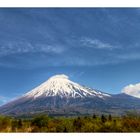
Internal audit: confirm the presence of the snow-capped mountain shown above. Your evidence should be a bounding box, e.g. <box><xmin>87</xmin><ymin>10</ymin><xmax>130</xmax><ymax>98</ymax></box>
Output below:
<box><xmin>24</xmin><ymin>74</ymin><xmax>111</xmax><ymax>99</ymax></box>
<box><xmin>1</xmin><ymin>74</ymin><xmax>140</xmax><ymax>117</ymax></box>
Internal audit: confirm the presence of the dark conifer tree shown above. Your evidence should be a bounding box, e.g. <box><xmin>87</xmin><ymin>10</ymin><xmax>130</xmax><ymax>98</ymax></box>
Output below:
<box><xmin>108</xmin><ymin>114</ymin><xmax>112</xmax><ymax>121</ymax></box>
<box><xmin>63</xmin><ymin>127</ymin><xmax>68</xmax><ymax>132</ymax></box>
<box><xmin>101</xmin><ymin>114</ymin><xmax>107</xmax><ymax>123</ymax></box>
<box><xmin>93</xmin><ymin>114</ymin><xmax>97</xmax><ymax>119</ymax></box>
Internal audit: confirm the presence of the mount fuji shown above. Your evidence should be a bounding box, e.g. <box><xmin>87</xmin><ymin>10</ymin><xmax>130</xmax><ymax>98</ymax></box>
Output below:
<box><xmin>24</xmin><ymin>74</ymin><xmax>111</xmax><ymax>99</ymax></box>
<box><xmin>0</xmin><ymin>74</ymin><xmax>140</xmax><ymax>117</ymax></box>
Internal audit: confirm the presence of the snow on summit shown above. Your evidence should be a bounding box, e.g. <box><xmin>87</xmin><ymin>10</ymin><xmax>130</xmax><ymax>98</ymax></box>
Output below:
<box><xmin>48</xmin><ymin>74</ymin><xmax>69</xmax><ymax>80</ymax></box>
<box><xmin>24</xmin><ymin>74</ymin><xmax>111</xmax><ymax>99</ymax></box>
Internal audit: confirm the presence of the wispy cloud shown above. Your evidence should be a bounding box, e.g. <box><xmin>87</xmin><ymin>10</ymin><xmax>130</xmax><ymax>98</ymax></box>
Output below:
<box><xmin>0</xmin><ymin>41</ymin><xmax>65</xmax><ymax>57</ymax></box>
<box><xmin>80</xmin><ymin>37</ymin><xmax>117</xmax><ymax>50</ymax></box>
<box><xmin>1</xmin><ymin>37</ymin><xmax>140</xmax><ymax>69</ymax></box>
<box><xmin>0</xmin><ymin>96</ymin><xmax>9</xmax><ymax>105</ymax></box>
<box><xmin>117</xmin><ymin>52</ymin><xmax>140</xmax><ymax>61</ymax></box>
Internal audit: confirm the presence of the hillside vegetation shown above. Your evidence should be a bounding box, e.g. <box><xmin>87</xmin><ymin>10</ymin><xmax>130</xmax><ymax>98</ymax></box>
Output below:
<box><xmin>0</xmin><ymin>113</ymin><xmax>140</xmax><ymax>132</ymax></box>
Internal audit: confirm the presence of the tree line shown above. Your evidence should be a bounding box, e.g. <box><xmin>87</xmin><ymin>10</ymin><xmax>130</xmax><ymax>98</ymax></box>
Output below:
<box><xmin>0</xmin><ymin>113</ymin><xmax>140</xmax><ymax>132</ymax></box>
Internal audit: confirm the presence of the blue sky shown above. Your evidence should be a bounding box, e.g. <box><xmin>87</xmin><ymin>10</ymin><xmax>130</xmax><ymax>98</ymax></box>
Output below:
<box><xmin>0</xmin><ymin>8</ymin><xmax>140</xmax><ymax>104</ymax></box>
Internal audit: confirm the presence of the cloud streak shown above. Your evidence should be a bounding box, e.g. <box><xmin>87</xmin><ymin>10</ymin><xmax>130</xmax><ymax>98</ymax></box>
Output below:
<box><xmin>1</xmin><ymin>39</ymin><xmax>140</xmax><ymax>69</ymax></box>
<box><xmin>0</xmin><ymin>41</ymin><xmax>65</xmax><ymax>57</ymax></box>
<box><xmin>80</xmin><ymin>37</ymin><xmax>117</xmax><ymax>50</ymax></box>
<box><xmin>117</xmin><ymin>52</ymin><xmax>140</xmax><ymax>61</ymax></box>
<box><xmin>0</xmin><ymin>96</ymin><xmax>9</xmax><ymax>105</ymax></box>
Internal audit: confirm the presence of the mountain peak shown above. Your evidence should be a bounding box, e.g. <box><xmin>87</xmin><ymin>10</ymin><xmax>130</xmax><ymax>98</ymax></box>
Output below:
<box><xmin>48</xmin><ymin>74</ymin><xmax>69</xmax><ymax>80</ymax></box>
<box><xmin>23</xmin><ymin>74</ymin><xmax>110</xmax><ymax>99</ymax></box>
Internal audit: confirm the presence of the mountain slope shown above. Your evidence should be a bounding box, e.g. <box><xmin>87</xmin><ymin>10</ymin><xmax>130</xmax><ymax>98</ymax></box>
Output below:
<box><xmin>23</xmin><ymin>74</ymin><xmax>111</xmax><ymax>99</ymax></box>
<box><xmin>0</xmin><ymin>74</ymin><xmax>140</xmax><ymax>117</ymax></box>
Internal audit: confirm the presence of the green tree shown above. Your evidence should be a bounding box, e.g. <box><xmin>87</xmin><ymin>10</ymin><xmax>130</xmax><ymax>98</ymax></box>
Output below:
<box><xmin>31</xmin><ymin>115</ymin><xmax>49</xmax><ymax>128</ymax></box>
<box><xmin>101</xmin><ymin>114</ymin><xmax>107</xmax><ymax>123</ymax></box>
<box><xmin>0</xmin><ymin>116</ymin><xmax>11</xmax><ymax>131</ymax></box>
<box><xmin>92</xmin><ymin>114</ymin><xmax>97</xmax><ymax>119</ymax></box>
<box><xmin>108</xmin><ymin>114</ymin><xmax>112</xmax><ymax>121</ymax></box>
<box><xmin>73</xmin><ymin>117</ymin><xmax>83</xmax><ymax>132</ymax></box>
<box><xmin>11</xmin><ymin>120</ymin><xmax>18</xmax><ymax>132</ymax></box>
<box><xmin>63</xmin><ymin>127</ymin><xmax>68</xmax><ymax>132</ymax></box>
<box><xmin>17</xmin><ymin>119</ymin><xmax>23</xmax><ymax>129</ymax></box>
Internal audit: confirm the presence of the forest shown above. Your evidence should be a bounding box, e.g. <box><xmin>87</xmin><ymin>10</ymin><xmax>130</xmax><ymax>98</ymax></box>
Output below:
<box><xmin>0</xmin><ymin>113</ymin><xmax>140</xmax><ymax>132</ymax></box>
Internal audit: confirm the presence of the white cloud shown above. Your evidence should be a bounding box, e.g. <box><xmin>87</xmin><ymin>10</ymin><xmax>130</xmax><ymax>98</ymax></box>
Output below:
<box><xmin>80</xmin><ymin>37</ymin><xmax>115</xmax><ymax>49</ymax></box>
<box><xmin>36</xmin><ymin>44</ymin><xmax>64</xmax><ymax>54</ymax></box>
<box><xmin>121</xmin><ymin>83</ymin><xmax>140</xmax><ymax>98</ymax></box>
<box><xmin>0</xmin><ymin>41</ymin><xmax>65</xmax><ymax>57</ymax></box>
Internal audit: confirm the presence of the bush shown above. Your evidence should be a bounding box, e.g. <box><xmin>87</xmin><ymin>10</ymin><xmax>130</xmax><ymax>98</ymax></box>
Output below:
<box><xmin>31</xmin><ymin>115</ymin><xmax>49</xmax><ymax>128</ymax></box>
